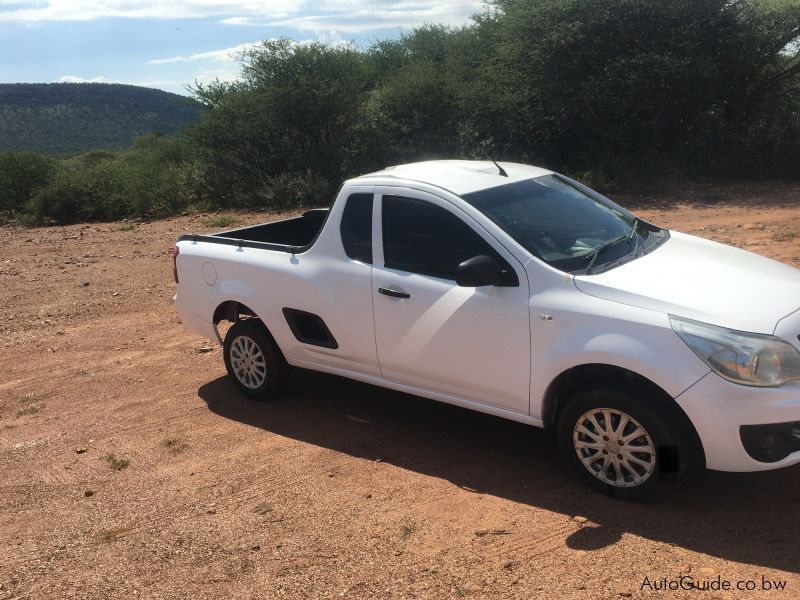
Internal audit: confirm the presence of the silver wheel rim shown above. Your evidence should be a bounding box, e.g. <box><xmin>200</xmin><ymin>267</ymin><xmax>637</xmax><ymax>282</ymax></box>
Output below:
<box><xmin>230</xmin><ymin>335</ymin><xmax>267</xmax><ymax>390</ymax></box>
<box><xmin>573</xmin><ymin>408</ymin><xmax>656</xmax><ymax>488</ymax></box>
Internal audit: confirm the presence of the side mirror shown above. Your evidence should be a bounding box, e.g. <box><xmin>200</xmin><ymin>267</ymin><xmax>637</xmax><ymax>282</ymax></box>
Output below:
<box><xmin>455</xmin><ymin>255</ymin><xmax>505</xmax><ymax>287</ymax></box>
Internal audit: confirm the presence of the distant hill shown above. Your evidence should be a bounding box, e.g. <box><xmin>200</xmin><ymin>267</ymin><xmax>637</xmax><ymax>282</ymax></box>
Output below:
<box><xmin>0</xmin><ymin>83</ymin><xmax>201</xmax><ymax>154</ymax></box>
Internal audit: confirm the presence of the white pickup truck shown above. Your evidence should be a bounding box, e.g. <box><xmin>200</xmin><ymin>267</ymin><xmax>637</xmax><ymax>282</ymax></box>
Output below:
<box><xmin>173</xmin><ymin>160</ymin><xmax>800</xmax><ymax>498</ymax></box>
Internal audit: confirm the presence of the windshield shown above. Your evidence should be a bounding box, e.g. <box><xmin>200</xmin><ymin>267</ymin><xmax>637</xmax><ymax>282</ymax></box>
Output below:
<box><xmin>461</xmin><ymin>175</ymin><xmax>666</xmax><ymax>274</ymax></box>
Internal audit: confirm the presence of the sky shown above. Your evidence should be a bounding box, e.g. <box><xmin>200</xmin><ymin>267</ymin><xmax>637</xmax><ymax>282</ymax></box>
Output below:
<box><xmin>0</xmin><ymin>1</ymin><xmax>484</xmax><ymax>96</ymax></box>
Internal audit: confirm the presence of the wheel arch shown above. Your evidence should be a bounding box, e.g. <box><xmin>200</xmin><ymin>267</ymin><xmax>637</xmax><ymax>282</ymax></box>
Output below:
<box><xmin>541</xmin><ymin>363</ymin><xmax>705</xmax><ymax>466</ymax></box>
<box><xmin>213</xmin><ymin>300</ymin><xmax>258</xmax><ymax>325</ymax></box>
<box><xmin>212</xmin><ymin>300</ymin><xmax>277</xmax><ymax>347</ymax></box>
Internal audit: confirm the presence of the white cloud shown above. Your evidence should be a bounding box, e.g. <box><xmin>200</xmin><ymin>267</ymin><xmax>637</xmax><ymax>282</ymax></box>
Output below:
<box><xmin>280</xmin><ymin>5</ymin><xmax>481</xmax><ymax>33</ymax></box>
<box><xmin>230</xmin><ymin>1</ymin><xmax>483</xmax><ymax>33</ymax></box>
<box><xmin>317</xmin><ymin>30</ymin><xmax>346</xmax><ymax>47</ymax></box>
<box><xmin>0</xmin><ymin>1</ymin><xmax>297</xmax><ymax>22</ymax></box>
<box><xmin>145</xmin><ymin>34</ymin><xmax>360</xmax><ymax>91</ymax></box>
<box><xmin>58</xmin><ymin>74</ymin><xmax>109</xmax><ymax>83</ymax></box>
<box><xmin>148</xmin><ymin>41</ymin><xmax>261</xmax><ymax>65</ymax></box>
<box><xmin>0</xmin><ymin>0</ymin><xmax>482</xmax><ymax>30</ymax></box>
<box><xmin>218</xmin><ymin>16</ymin><xmax>252</xmax><ymax>26</ymax></box>
<box><xmin>0</xmin><ymin>0</ymin><xmax>292</xmax><ymax>23</ymax></box>
<box><xmin>192</xmin><ymin>66</ymin><xmax>242</xmax><ymax>86</ymax></box>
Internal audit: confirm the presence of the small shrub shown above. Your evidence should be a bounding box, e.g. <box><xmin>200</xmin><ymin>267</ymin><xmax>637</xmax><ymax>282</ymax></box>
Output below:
<box><xmin>16</xmin><ymin>405</ymin><xmax>41</xmax><ymax>417</ymax></box>
<box><xmin>202</xmin><ymin>214</ymin><xmax>239</xmax><ymax>229</ymax></box>
<box><xmin>96</xmin><ymin>527</ymin><xmax>128</xmax><ymax>544</ymax></box>
<box><xmin>400</xmin><ymin>517</ymin><xmax>417</xmax><ymax>540</ymax></box>
<box><xmin>773</xmin><ymin>231</ymin><xmax>798</xmax><ymax>242</ymax></box>
<box><xmin>98</xmin><ymin>530</ymin><xmax>117</xmax><ymax>543</ymax></box>
<box><xmin>26</xmin><ymin>173</ymin><xmax>85</xmax><ymax>224</ymax></box>
<box><xmin>164</xmin><ymin>437</ymin><xmax>189</xmax><ymax>453</ymax></box>
<box><xmin>103</xmin><ymin>453</ymin><xmax>131</xmax><ymax>471</ymax></box>
<box><xmin>19</xmin><ymin>392</ymin><xmax>40</xmax><ymax>404</ymax></box>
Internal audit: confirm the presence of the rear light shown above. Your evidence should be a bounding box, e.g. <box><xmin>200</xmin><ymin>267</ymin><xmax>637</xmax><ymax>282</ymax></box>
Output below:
<box><xmin>170</xmin><ymin>245</ymin><xmax>180</xmax><ymax>283</ymax></box>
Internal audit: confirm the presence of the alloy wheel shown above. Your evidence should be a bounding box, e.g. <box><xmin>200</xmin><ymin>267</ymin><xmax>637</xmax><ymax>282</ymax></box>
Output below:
<box><xmin>572</xmin><ymin>407</ymin><xmax>656</xmax><ymax>487</ymax></box>
<box><xmin>229</xmin><ymin>335</ymin><xmax>268</xmax><ymax>389</ymax></box>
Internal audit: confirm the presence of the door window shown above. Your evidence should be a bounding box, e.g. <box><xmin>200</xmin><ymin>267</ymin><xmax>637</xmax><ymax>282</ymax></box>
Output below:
<box><xmin>382</xmin><ymin>195</ymin><xmax>509</xmax><ymax>280</ymax></box>
<box><xmin>340</xmin><ymin>193</ymin><xmax>373</xmax><ymax>263</ymax></box>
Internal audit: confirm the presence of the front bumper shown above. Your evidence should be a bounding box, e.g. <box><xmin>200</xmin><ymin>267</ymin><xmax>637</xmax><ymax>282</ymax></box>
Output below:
<box><xmin>675</xmin><ymin>373</ymin><xmax>800</xmax><ymax>472</ymax></box>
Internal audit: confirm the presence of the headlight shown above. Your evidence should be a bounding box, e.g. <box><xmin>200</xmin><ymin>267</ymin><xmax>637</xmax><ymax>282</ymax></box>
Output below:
<box><xmin>670</xmin><ymin>315</ymin><xmax>800</xmax><ymax>387</ymax></box>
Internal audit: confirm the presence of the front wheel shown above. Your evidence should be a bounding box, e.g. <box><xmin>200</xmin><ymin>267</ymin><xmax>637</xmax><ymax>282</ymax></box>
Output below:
<box><xmin>223</xmin><ymin>320</ymin><xmax>288</xmax><ymax>400</ymax></box>
<box><xmin>558</xmin><ymin>388</ymin><xmax>702</xmax><ymax>499</ymax></box>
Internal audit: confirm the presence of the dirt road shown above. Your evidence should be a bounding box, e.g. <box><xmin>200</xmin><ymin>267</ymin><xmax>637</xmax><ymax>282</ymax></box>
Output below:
<box><xmin>1</xmin><ymin>182</ymin><xmax>799</xmax><ymax>599</ymax></box>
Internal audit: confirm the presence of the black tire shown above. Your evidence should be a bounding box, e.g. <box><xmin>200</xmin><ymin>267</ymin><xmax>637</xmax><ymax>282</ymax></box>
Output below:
<box><xmin>223</xmin><ymin>319</ymin><xmax>289</xmax><ymax>400</ymax></box>
<box><xmin>557</xmin><ymin>387</ymin><xmax>703</xmax><ymax>500</ymax></box>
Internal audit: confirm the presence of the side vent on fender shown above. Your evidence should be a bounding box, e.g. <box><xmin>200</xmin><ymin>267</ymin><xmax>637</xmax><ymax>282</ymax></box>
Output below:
<box><xmin>282</xmin><ymin>308</ymin><xmax>339</xmax><ymax>349</ymax></box>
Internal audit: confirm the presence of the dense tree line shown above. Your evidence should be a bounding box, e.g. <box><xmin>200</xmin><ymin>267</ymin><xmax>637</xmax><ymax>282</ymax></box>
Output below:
<box><xmin>0</xmin><ymin>134</ymin><xmax>202</xmax><ymax>223</ymax></box>
<box><xmin>2</xmin><ymin>0</ymin><xmax>799</xmax><ymax>225</ymax></box>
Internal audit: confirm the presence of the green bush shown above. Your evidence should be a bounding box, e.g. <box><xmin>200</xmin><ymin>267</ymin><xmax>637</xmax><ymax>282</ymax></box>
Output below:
<box><xmin>26</xmin><ymin>172</ymin><xmax>90</xmax><ymax>224</ymax></box>
<box><xmin>260</xmin><ymin>172</ymin><xmax>333</xmax><ymax>209</ymax></box>
<box><xmin>27</xmin><ymin>160</ymin><xmax>124</xmax><ymax>224</ymax></box>
<box><xmin>21</xmin><ymin>134</ymin><xmax>201</xmax><ymax>224</ymax></box>
<box><xmin>0</xmin><ymin>151</ymin><xmax>55</xmax><ymax>213</ymax></box>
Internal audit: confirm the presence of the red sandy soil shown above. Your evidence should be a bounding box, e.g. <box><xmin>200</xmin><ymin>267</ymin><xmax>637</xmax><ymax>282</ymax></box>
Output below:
<box><xmin>1</xmin><ymin>181</ymin><xmax>799</xmax><ymax>599</ymax></box>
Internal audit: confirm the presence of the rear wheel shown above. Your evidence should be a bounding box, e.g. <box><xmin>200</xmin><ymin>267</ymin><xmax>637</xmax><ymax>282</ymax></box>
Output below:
<box><xmin>223</xmin><ymin>320</ymin><xmax>288</xmax><ymax>400</ymax></box>
<box><xmin>558</xmin><ymin>387</ymin><xmax>702</xmax><ymax>499</ymax></box>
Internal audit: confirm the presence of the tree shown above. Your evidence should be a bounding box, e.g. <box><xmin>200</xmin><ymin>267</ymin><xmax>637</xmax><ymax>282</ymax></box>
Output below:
<box><xmin>190</xmin><ymin>39</ymin><xmax>371</xmax><ymax>205</ymax></box>
<box><xmin>360</xmin><ymin>26</ymin><xmax>472</xmax><ymax>165</ymax></box>
<box><xmin>479</xmin><ymin>0</ymin><xmax>800</xmax><ymax>175</ymax></box>
<box><xmin>0</xmin><ymin>151</ymin><xmax>54</xmax><ymax>212</ymax></box>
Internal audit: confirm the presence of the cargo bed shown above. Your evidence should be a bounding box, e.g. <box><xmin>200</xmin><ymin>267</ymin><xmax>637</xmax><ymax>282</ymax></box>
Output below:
<box><xmin>177</xmin><ymin>208</ymin><xmax>329</xmax><ymax>252</ymax></box>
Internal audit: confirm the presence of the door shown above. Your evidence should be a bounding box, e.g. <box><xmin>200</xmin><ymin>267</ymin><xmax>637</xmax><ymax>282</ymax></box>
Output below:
<box><xmin>371</xmin><ymin>188</ymin><xmax>531</xmax><ymax>413</ymax></box>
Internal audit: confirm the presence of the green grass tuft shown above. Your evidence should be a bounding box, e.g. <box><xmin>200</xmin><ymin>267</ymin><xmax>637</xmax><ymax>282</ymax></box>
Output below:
<box><xmin>16</xmin><ymin>405</ymin><xmax>41</xmax><ymax>417</ymax></box>
<box><xmin>19</xmin><ymin>393</ymin><xmax>40</xmax><ymax>404</ymax></box>
<box><xmin>400</xmin><ymin>517</ymin><xmax>417</xmax><ymax>540</ymax></box>
<box><xmin>96</xmin><ymin>527</ymin><xmax>129</xmax><ymax>544</ymax></box>
<box><xmin>164</xmin><ymin>437</ymin><xmax>189</xmax><ymax>453</ymax></box>
<box><xmin>202</xmin><ymin>214</ymin><xmax>240</xmax><ymax>229</ymax></box>
<box><xmin>103</xmin><ymin>453</ymin><xmax>131</xmax><ymax>471</ymax></box>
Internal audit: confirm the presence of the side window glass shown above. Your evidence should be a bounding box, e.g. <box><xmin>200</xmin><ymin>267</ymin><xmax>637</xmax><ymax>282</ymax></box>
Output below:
<box><xmin>340</xmin><ymin>193</ymin><xmax>373</xmax><ymax>263</ymax></box>
<box><xmin>382</xmin><ymin>195</ymin><xmax>504</xmax><ymax>280</ymax></box>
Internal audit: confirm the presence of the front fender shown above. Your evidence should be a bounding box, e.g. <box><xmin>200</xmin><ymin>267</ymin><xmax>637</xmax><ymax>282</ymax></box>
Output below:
<box><xmin>530</xmin><ymin>287</ymin><xmax>711</xmax><ymax>420</ymax></box>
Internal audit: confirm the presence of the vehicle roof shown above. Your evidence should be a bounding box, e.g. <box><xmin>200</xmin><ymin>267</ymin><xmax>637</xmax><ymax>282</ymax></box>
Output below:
<box><xmin>354</xmin><ymin>160</ymin><xmax>554</xmax><ymax>196</ymax></box>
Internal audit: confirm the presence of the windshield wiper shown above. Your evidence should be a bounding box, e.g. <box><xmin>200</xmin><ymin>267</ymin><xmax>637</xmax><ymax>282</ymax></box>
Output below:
<box><xmin>627</xmin><ymin>218</ymin><xmax>640</xmax><ymax>244</ymax></box>
<box><xmin>584</xmin><ymin>235</ymin><xmax>627</xmax><ymax>274</ymax></box>
<box><xmin>584</xmin><ymin>219</ymin><xmax>640</xmax><ymax>275</ymax></box>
